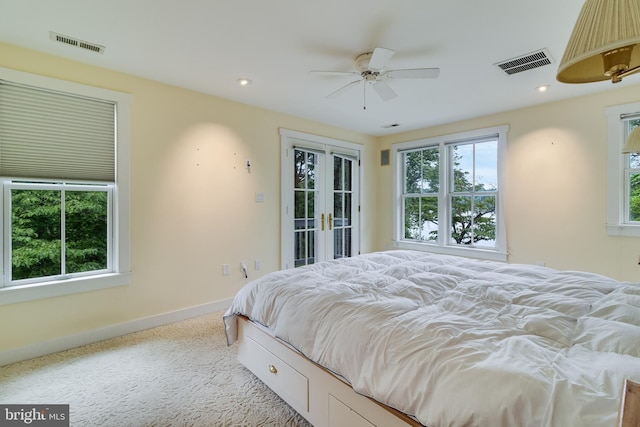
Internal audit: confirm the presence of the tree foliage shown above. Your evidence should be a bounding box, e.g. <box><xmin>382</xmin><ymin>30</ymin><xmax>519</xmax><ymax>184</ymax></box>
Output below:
<box><xmin>404</xmin><ymin>146</ymin><xmax>496</xmax><ymax>245</ymax></box>
<box><xmin>11</xmin><ymin>189</ymin><xmax>108</xmax><ymax>281</ymax></box>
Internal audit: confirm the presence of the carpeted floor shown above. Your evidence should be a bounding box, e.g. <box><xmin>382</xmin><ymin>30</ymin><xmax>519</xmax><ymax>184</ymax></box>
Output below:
<box><xmin>0</xmin><ymin>311</ymin><xmax>312</xmax><ymax>427</ymax></box>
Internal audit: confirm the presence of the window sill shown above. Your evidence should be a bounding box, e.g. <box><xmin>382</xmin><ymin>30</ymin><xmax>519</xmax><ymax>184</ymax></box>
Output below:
<box><xmin>606</xmin><ymin>224</ymin><xmax>640</xmax><ymax>237</ymax></box>
<box><xmin>0</xmin><ymin>272</ymin><xmax>131</xmax><ymax>306</ymax></box>
<box><xmin>393</xmin><ymin>240</ymin><xmax>508</xmax><ymax>262</ymax></box>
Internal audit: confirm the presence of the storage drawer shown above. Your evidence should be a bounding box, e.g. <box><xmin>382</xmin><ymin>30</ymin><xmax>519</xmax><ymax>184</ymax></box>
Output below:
<box><xmin>238</xmin><ymin>335</ymin><xmax>309</xmax><ymax>414</ymax></box>
<box><xmin>329</xmin><ymin>394</ymin><xmax>376</xmax><ymax>427</ymax></box>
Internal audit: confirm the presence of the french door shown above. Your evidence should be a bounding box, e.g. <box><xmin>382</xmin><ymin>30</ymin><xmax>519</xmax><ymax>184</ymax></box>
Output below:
<box><xmin>280</xmin><ymin>129</ymin><xmax>361</xmax><ymax>269</ymax></box>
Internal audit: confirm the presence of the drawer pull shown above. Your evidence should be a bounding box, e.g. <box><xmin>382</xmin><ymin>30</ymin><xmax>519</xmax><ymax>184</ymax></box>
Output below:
<box><xmin>269</xmin><ymin>364</ymin><xmax>277</xmax><ymax>374</ymax></box>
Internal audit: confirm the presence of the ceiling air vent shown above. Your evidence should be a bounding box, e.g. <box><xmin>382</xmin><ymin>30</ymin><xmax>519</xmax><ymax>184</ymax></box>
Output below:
<box><xmin>50</xmin><ymin>31</ymin><xmax>105</xmax><ymax>54</ymax></box>
<box><xmin>494</xmin><ymin>49</ymin><xmax>553</xmax><ymax>76</ymax></box>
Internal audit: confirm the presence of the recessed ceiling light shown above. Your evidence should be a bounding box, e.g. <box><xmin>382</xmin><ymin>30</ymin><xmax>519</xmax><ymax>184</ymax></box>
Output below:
<box><xmin>536</xmin><ymin>85</ymin><xmax>550</xmax><ymax>93</ymax></box>
<box><xmin>238</xmin><ymin>78</ymin><xmax>252</xmax><ymax>86</ymax></box>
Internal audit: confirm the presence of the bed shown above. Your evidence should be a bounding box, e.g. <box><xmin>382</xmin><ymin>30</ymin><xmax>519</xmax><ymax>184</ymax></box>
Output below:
<box><xmin>223</xmin><ymin>250</ymin><xmax>640</xmax><ymax>427</ymax></box>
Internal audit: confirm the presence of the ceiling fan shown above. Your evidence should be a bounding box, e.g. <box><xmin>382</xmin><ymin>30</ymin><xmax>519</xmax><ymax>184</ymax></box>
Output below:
<box><xmin>311</xmin><ymin>47</ymin><xmax>440</xmax><ymax>107</ymax></box>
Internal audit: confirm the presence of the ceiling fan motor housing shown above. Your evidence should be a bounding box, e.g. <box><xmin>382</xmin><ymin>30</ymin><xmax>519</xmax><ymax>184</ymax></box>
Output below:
<box><xmin>355</xmin><ymin>52</ymin><xmax>375</xmax><ymax>72</ymax></box>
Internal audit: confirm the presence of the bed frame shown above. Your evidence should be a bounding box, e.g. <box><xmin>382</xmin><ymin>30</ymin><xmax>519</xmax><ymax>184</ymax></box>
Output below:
<box><xmin>236</xmin><ymin>316</ymin><xmax>421</xmax><ymax>427</ymax></box>
<box><xmin>618</xmin><ymin>379</ymin><xmax>640</xmax><ymax>427</ymax></box>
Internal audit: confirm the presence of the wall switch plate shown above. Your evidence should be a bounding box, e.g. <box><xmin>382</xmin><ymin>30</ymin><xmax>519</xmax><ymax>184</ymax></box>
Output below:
<box><xmin>255</xmin><ymin>192</ymin><xmax>265</xmax><ymax>203</ymax></box>
<box><xmin>222</xmin><ymin>264</ymin><xmax>230</xmax><ymax>276</ymax></box>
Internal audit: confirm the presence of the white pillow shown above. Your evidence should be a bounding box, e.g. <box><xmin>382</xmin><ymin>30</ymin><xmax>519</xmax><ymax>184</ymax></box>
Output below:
<box><xmin>572</xmin><ymin>316</ymin><xmax>640</xmax><ymax>357</ymax></box>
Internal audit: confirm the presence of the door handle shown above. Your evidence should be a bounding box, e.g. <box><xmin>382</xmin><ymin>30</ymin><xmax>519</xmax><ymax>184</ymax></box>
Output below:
<box><xmin>321</xmin><ymin>213</ymin><xmax>325</xmax><ymax>231</ymax></box>
<box><xmin>328</xmin><ymin>213</ymin><xmax>333</xmax><ymax>230</ymax></box>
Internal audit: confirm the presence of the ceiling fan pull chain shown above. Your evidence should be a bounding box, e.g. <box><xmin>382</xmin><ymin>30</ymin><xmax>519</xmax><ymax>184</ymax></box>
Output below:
<box><xmin>363</xmin><ymin>82</ymin><xmax>366</xmax><ymax>110</ymax></box>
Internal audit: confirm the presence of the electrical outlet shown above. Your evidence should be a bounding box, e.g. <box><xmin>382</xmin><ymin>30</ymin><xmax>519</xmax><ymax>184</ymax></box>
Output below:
<box><xmin>255</xmin><ymin>259</ymin><xmax>261</xmax><ymax>270</ymax></box>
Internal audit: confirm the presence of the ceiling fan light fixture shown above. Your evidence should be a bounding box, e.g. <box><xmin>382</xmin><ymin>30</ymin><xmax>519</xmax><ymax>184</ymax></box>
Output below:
<box><xmin>556</xmin><ymin>0</ymin><xmax>640</xmax><ymax>84</ymax></box>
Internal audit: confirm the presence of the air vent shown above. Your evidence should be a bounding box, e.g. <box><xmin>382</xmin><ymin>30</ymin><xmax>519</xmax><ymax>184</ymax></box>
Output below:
<box><xmin>495</xmin><ymin>49</ymin><xmax>553</xmax><ymax>75</ymax></box>
<box><xmin>50</xmin><ymin>32</ymin><xmax>105</xmax><ymax>54</ymax></box>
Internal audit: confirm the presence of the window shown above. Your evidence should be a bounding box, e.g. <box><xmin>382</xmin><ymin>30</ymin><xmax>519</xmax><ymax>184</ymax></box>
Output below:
<box><xmin>393</xmin><ymin>125</ymin><xmax>508</xmax><ymax>261</ymax></box>
<box><xmin>0</xmin><ymin>67</ymin><xmax>131</xmax><ymax>305</ymax></box>
<box><xmin>606</xmin><ymin>101</ymin><xmax>640</xmax><ymax>236</ymax></box>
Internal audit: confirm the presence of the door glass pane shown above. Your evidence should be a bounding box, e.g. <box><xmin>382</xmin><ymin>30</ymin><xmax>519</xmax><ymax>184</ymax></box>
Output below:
<box><xmin>344</xmin><ymin>227</ymin><xmax>352</xmax><ymax>257</ymax></box>
<box><xmin>334</xmin><ymin>157</ymin><xmax>343</xmax><ymax>191</ymax></box>
<box><xmin>334</xmin><ymin>229</ymin><xmax>343</xmax><ymax>258</ymax></box>
<box><xmin>332</xmin><ymin>156</ymin><xmax>353</xmax><ymax>259</ymax></box>
<box><xmin>294</xmin><ymin>231</ymin><xmax>306</xmax><ymax>267</ymax></box>
<box><xmin>307</xmin><ymin>191</ymin><xmax>316</xmax><ymax>229</ymax></box>
<box><xmin>294</xmin><ymin>151</ymin><xmax>306</xmax><ymax>189</ymax></box>
<box><xmin>11</xmin><ymin>189</ymin><xmax>62</xmax><ymax>280</ymax></box>
<box><xmin>334</xmin><ymin>193</ymin><xmax>343</xmax><ymax>221</ymax></box>
<box><xmin>294</xmin><ymin>191</ymin><xmax>305</xmax><ymax>228</ymax></box>
<box><xmin>66</xmin><ymin>191</ymin><xmax>108</xmax><ymax>274</ymax></box>
<box><xmin>307</xmin><ymin>153</ymin><xmax>316</xmax><ymax>189</ymax></box>
<box><xmin>293</xmin><ymin>149</ymin><xmax>319</xmax><ymax>267</ymax></box>
<box><xmin>309</xmin><ymin>231</ymin><xmax>315</xmax><ymax>263</ymax></box>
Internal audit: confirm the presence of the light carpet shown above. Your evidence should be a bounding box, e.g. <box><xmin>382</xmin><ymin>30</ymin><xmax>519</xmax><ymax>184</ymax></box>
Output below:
<box><xmin>0</xmin><ymin>311</ymin><xmax>312</xmax><ymax>427</ymax></box>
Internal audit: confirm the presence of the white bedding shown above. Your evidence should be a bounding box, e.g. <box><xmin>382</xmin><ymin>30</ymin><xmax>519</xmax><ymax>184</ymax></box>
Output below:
<box><xmin>224</xmin><ymin>250</ymin><xmax>640</xmax><ymax>427</ymax></box>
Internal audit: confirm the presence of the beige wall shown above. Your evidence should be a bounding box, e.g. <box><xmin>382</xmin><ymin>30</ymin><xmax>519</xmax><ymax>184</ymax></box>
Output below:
<box><xmin>0</xmin><ymin>43</ymin><xmax>377</xmax><ymax>351</ymax></box>
<box><xmin>2</xmin><ymin>40</ymin><xmax>640</xmax><ymax>355</ymax></box>
<box><xmin>377</xmin><ymin>82</ymin><xmax>640</xmax><ymax>281</ymax></box>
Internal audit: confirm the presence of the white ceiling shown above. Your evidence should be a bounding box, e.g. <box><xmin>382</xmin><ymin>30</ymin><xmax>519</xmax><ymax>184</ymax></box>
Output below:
<box><xmin>0</xmin><ymin>0</ymin><xmax>630</xmax><ymax>136</ymax></box>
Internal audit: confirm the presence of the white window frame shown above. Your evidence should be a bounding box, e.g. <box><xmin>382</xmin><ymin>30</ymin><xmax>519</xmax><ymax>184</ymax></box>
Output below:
<box><xmin>606</xmin><ymin>101</ymin><xmax>640</xmax><ymax>237</ymax></box>
<box><xmin>392</xmin><ymin>125</ymin><xmax>508</xmax><ymax>262</ymax></box>
<box><xmin>0</xmin><ymin>67</ymin><xmax>131</xmax><ymax>305</ymax></box>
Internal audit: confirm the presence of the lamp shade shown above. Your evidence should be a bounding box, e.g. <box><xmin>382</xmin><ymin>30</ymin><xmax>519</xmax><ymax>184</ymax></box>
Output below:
<box><xmin>622</xmin><ymin>126</ymin><xmax>640</xmax><ymax>153</ymax></box>
<box><xmin>557</xmin><ymin>0</ymin><xmax>640</xmax><ymax>83</ymax></box>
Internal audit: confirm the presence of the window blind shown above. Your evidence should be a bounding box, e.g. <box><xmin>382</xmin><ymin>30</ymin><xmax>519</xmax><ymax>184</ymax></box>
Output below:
<box><xmin>0</xmin><ymin>80</ymin><xmax>115</xmax><ymax>181</ymax></box>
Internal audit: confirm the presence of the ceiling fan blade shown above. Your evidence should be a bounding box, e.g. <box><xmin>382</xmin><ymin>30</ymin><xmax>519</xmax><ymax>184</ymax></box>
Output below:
<box><xmin>385</xmin><ymin>68</ymin><xmax>440</xmax><ymax>79</ymax></box>
<box><xmin>368</xmin><ymin>47</ymin><xmax>395</xmax><ymax>71</ymax></box>
<box><xmin>372</xmin><ymin>81</ymin><xmax>397</xmax><ymax>101</ymax></box>
<box><xmin>310</xmin><ymin>70</ymin><xmax>360</xmax><ymax>77</ymax></box>
<box><xmin>326</xmin><ymin>79</ymin><xmax>362</xmax><ymax>99</ymax></box>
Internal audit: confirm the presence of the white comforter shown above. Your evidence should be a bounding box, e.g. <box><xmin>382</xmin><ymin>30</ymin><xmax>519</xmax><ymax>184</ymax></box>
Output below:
<box><xmin>224</xmin><ymin>250</ymin><xmax>640</xmax><ymax>427</ymax></box>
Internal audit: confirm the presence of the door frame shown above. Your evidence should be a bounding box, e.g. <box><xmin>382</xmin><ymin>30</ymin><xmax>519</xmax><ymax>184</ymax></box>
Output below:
<box><xmin>280</xmin><ymin>128</ymin><xmax>363</xmax><ymax>270</ymax></box>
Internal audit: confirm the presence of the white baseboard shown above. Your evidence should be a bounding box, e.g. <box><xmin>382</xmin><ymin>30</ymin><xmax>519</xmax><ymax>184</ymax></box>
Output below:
<box><xmin>0</xmin><ymin>298</ymin><xmax>233</xmax><ymax>367</ymax></box>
